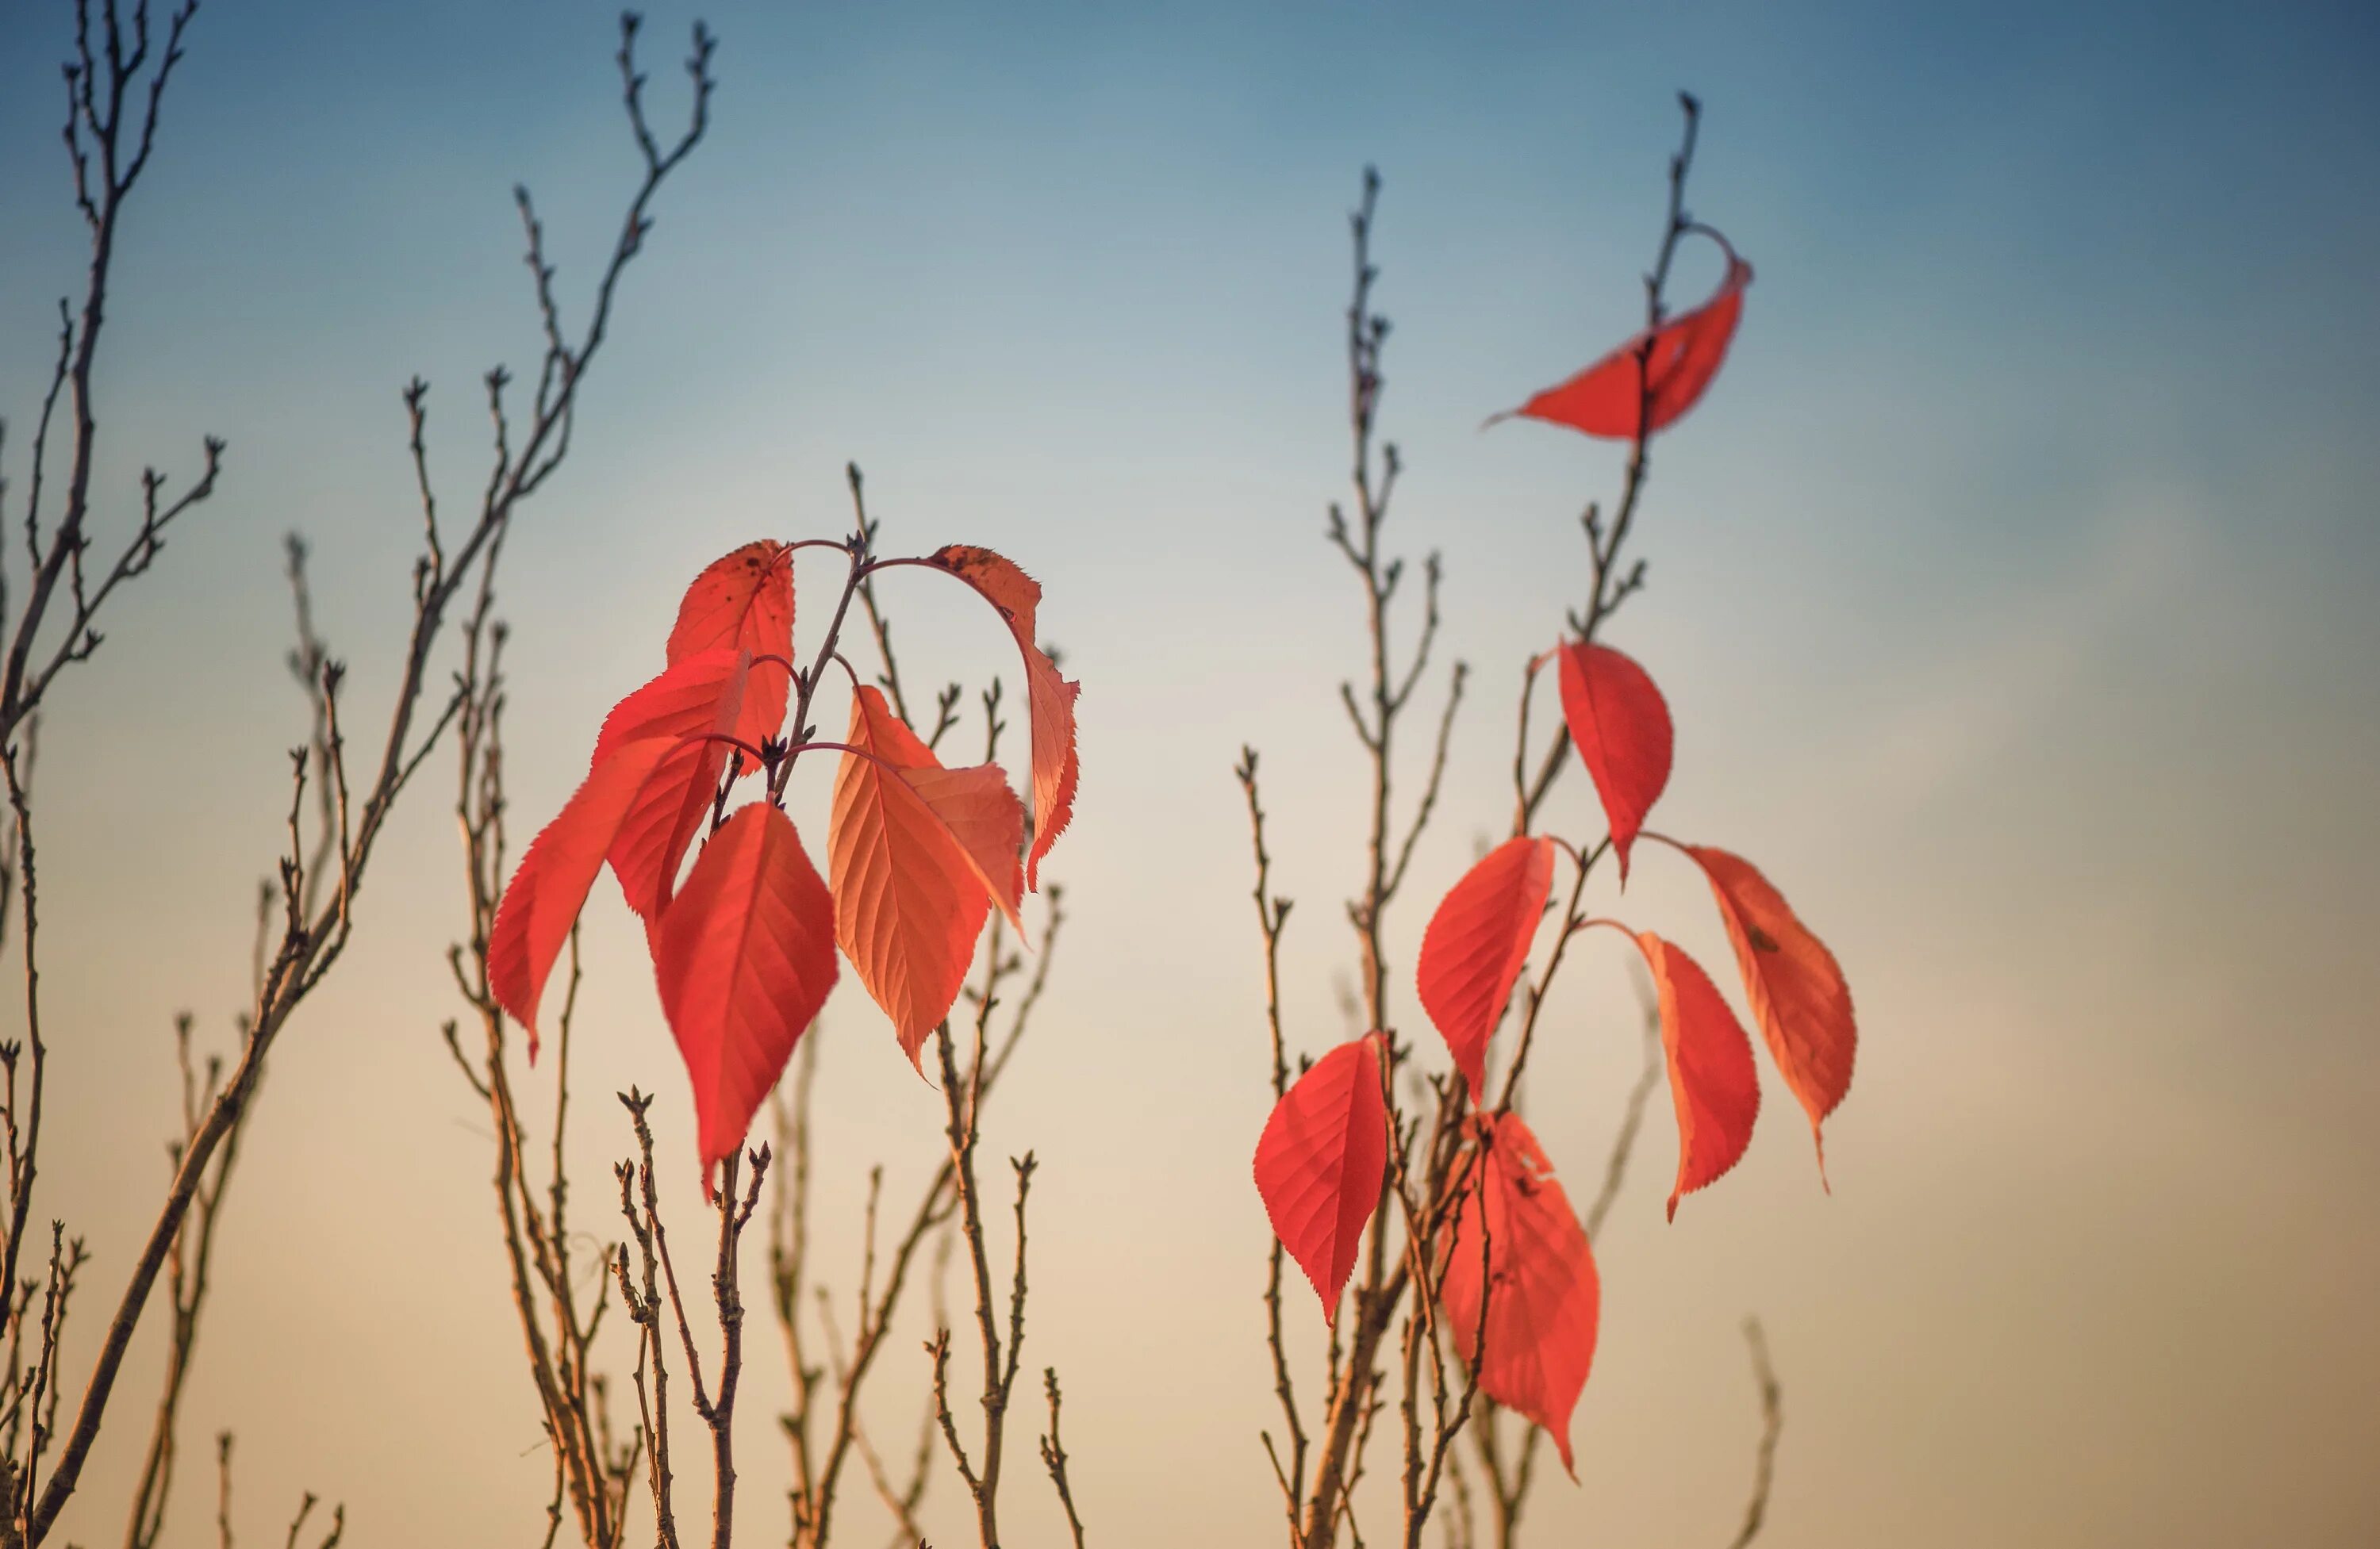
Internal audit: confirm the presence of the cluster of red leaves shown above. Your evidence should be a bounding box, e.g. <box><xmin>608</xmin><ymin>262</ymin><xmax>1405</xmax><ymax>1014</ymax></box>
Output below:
<box><xmin>488</xmin><ymin>540</ymin><xmax>1078</xmax><ymax>1191</ymax></box>
<box><xmin>1256</xmin><ymin>226</ymin><xmax>1855</xmax><ymax>1472</ymax></box>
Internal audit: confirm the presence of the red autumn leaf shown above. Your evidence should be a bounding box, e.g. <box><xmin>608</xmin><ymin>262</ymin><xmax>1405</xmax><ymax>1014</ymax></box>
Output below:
<box><xmin>1556</xmin><ymin>642</ymin><xmax>1672</xmax><ymax>883</ymax></box>
<box><xmin>827</xmin><ymin>685</ymin><xmax>1022</xmax><ymax>1065</ymax></box>
<box><xmin>1625</xmin><ymin>930</ymin><xmax>1760</xmax><ymax>1221</ymax></box>
<box><xmin>1492</xmin><ymin>240</ymin><xmax>1752</xmax><ymax>439</ymax></box>
<box><xmin>1439</xmin><ymin>1114</ymin><xmax>1599</xmax><ymax>1477</ymax></box>
<box><xmin>488</xmin><ymin>734</ymin><xmax>681</xmax><ymax>1053</ymax></box>
<box><xmin>1417</xmin><ymin>836</ymin><xmax>1557</xmax><ymax>1098</ymax></box>
<box><xmin>591</xmin><ymin>648</ymin><xmax>753</xmax><ymax>922</ymax></box>
<box><xmin>654</xmin><ymin>802</ymin><xmax>839</xmax><ymax>1190</ymax></box>
<box><xmin>927</xmin><ymin>545</ymin><xmax>1080</xmax><ymax>890</ymax></box>
<box><xmin>901</xmin><ymin>762</ymin><xmax>1027</xmax><ymax>932</ymax></box>
<box><xmin>1253</xmin><ymin>1033</ymin><xmax>1388</xmax><ymax>1324</ymax></box>
<box><xmin>667</xmin><ymin>541</ymin><xmax>794</xmax><ymax>775</ymax></box>
<box><xmin>1668</xmin><ymin>840</ymin><xmax>1856</xmax><ymax>1183</ymax></box>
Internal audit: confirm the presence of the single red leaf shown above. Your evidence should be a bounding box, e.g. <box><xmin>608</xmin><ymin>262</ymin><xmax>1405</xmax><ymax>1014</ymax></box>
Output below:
<box><xmin>488</xmin><ymin>734</ymin><xmax>680</xmax><ymax>1054</ymax></box>
<box><xmin>1253</xmin><ymin>1033</ymin><xmax>1389</xmax><ymax>1324</ymax></box>
<box><xmin>1417</xmin><ymin>837</ymin><xmax>1557</xmax><ymax>1098</ymax></box>
<box><xmin>1439</xmin><ymin>1114</ymin><xmax>1599</xmax><ymax>1477</ymax></box>
<box><xmin>1626</xmin><ymin>931</ymin><xmax>1760</xmax><ymax>1221</ymax></box>
<box><xmin>1672</xmin><ymin>841</ymin><xmax>1856</xmax><ymax>1183</ymax></box>
<box><xmin>593</xmin><ymin>648</ymin><xmax>753</xmax><ymax>922</ymax></box>
<box><xmin>667</xmin><ymin>541</ymin><xmax>794</xmax><ymax>775</ymax></box>
<box><xmin>827</xmin><ymin>685</ymin><xmax>1021</xmax><ymax>1065</ymax></box>
<box><xmin>1555</xmin><ymin>642</ymin><xmax>1672</xmax><ymax>884</ymax></box>
<box><xmin>654</xmin><ymin>803</ymin><xmax>839</xmax><ymax>1191</ymax></box>
<box><xmin>927</xmin><ymin>545</ymin><xmax>1080</xmax><ymax>890</ymax></box>
<box><xmin>1493</xmin><ymin>241</ymin><xmax>1752</xmax><ymax>439</ymax></box>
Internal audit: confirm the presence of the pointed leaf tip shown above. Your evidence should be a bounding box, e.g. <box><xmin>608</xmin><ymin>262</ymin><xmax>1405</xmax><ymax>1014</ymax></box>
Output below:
<box><xmin>1497</xmin><ymin>242</ymin><xmax>1752</xmax><ymax>439</ymax></box>
<box><xmin>828</xmin><ymin>685</ymin><xmax>1019</xmax><ymax>1066</ymax></box>
<box><xmin>489</xmin><ymin>734</ymin><xmax>681</xmax><ymax>1056</ymax></box>
<box><xmin>1627</xmin><ymin>932</ymin><xmax>1760</xmax><ymax>1221</ymax></box>
<box><xmin>1253</xmin><ymin>1033</ymin><xmax>1389</xmax><ymax>1323</ymax></box>
<box><xmin>655</xmin><ymin>803</ymin><xmax>838</xmax><ymax>1185</ymax></box>
<box><xmin>1671</xmin><ymin>841</ymin><xmax>1855</xmax><ymax>1185</ymax></box>
<box><xmin>926</xmin><ymin>545</ymin><xmax>1080</xmax><ymax>890</ymax></box>
<box><xmin>1556</xmin><ymin>642</ymin><xmax>1672</xmax><ymax>883</ymax></box>
<box><xmin>1438</xmin><ymin>1114</ymin><xmax>1599</xmax><ymax>1475</ymax></box>
<box><xmin>1418</xmin><ymin>837</ymin><xmax>1557</xmax><ymax>1098</ymax></box>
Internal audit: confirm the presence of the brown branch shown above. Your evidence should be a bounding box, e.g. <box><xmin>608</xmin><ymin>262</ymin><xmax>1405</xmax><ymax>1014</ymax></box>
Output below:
<box><xmin>122</xmin><ymin>536</ymin><xmax>334</xmax><ymax>1549</ymax></box>
<box><xmin>613</xmin><ymin>1091</ymin><xmax>682</xmax><ymax>1549</ymax></box>
<box><xmin>1514</xmin><ymin>94</ymin><xmax>1702</xmax><ymax>835</ymax></box>
<box><xmin>789</xmin><ymin>892</ymin><xmax>1062</xmax><ymax>1547</ymax></box>
<box><xmin>2</xmin><ymin>0</ymin><xmax>216</xmax><ymax>749</ymax></box>
<box><xmin>1037</xmin><ymin>1367</ymin><xmax>1087</xmax><ymax>1549</ymax></box>
<box><xmin>26</xmin><ymin>15</ymin><xmax>720</xmax><ymax>1539</ymax></box>
<box><xmin>1726</xmin><ymin>1320</ymin><xmax>1782</xmax><ymax>1549</ymax></box>
<box><xmin>1301</xmin><ymin>164</ymin><xmax>1454</xmax><ymax>1549</ymax></box>
<box><xmin>214</xmin><ymin>1432</ymin><xmax>231</xmax><ymax>1549</ymax></box>
<box><xmin>1235</xmin><ymin>748</ymin><xmax>1309</xmax><ymax>1539</ymax></box>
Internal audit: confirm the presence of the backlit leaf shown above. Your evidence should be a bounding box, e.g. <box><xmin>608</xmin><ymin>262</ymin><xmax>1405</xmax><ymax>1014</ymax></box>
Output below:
<box><xmin>667</xmin><ymin>541</ymin><xmax>794</xmax><ymax>775</ymax></box>
<box><xmin>1626</xmin><ymin>931</ymin><xmax>1760</xmax><ymax>1221</ymax></box>
<box><xmin>1439</xmin><ymin>1114</ymin><xmax>1599</xmax><ymax>1478</ymax></box>
<box><xmin>1670</xmin><ymin>841</ymin><xmax>1856</xmax><ymax>1183</ymax></box>
<box><xmin>592</xmin><ymin>648</ymin><xmax>752</xmax><ymax>922</ymax></box>
<box><xmin>654</xmin><ymin>803</ymin><xmax>839</xmax><ymax>1191</ymax></box>
<box><xmin>927</xmin><ymin>545</ymin><xmax>1080</xmax><ymax>889</ymax></box>
<box><xmin>1556</xmin><ymin>642</ymin><xmax>1672</xmax><ymax>883</ymax></box>
<box><xmin>1253</xmin><ymin>1033</ymin><xmax>1388</xmax><ymax>1324</ymax></box>
<box><xmin>1417</xmin><ymin>837</ymin><xmax>1557</xmax><ymax>1098</ymax></box>
<box><xmin>488</xmin><ymin>735</ymin><xmax>679</xmax><ymax>1053</ymax></box>
<box><xmin>827</xmin><ymin>685</ymin><xmax>1020</xmax><ymax>1065</ymax></box>
<box><xmin>1492</xmin><ymin>240</ymin><xmax>1751</xmax><ymax>439</ymax></box>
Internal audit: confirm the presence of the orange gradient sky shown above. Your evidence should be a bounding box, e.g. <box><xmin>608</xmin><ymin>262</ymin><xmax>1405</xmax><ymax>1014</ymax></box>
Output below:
<box><xmin>2</xmin><ymin>1</ymin><xmax>2376</xmax><ymax>1544</ymax></box>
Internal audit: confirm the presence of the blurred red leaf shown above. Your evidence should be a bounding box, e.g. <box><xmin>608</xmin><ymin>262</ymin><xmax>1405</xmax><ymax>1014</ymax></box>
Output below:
<box><xmin>1439</xmin><ymin>1114</ymin><xmax>1599</xmax><ymax>1477</ymax></box>
<box><xmin>654</xmin><ymin>802</ymin><xmax>838</xmax><ymax>1191</ymax></box>
<box><xmin>667</xmin><ymin>541</ymin><xmax>793</xmax><ymax>775</ymax></box>
<box><xmin>1418</xmin><ymin>837</ymin><xmax>1557</xmax><ymax>1098</ymax></box>
<box><xmin>1493</xmin><ymin>242</ymin><xmax>1752</xmax><ymax>439</ymax></box>
<box><xmin>1626</xmin><ymin>930</ymin><xmax>1760</xmax><ymax>1220</ymax></box>
<box><xmin>927</xmin><ymin>545</ymin><xmax>1080</xmax><ymax>890</ymax></box>
<box><xmin>1556</xmin><ymin>642</ymin><xmax>1672</xmax><ymax>883</ymax></box>
<box><xmin>488</xmin><ymin>734</ymin><xmax>680</xmax><ymax>1054</ymax></box>
<box><xmin>1253</xmin><ymin>1033</ymin><xmax>1388</xmax><ymax>1324</ymax></box>
<box><xmin>827</xmin><ymin>685</ymin><xmax>1021</xmax><ymax>1065</ymax></box>
<box><xmin>1668</xmin><ymin>840</ymin><xmax>1856</xmax><ymax>1183</ymax></box>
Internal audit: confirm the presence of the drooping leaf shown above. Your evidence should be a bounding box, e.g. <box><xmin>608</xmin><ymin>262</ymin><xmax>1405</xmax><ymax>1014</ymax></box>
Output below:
<box><xmin>1253</xmin><ymin>1033</ymin><xmax>1388</xmax><ymax>1324</ymax></box>
<box><xmin>901</xmin><ymin>763</ymin><xmax>1026</xmax><ymax>931</ymax></box>
<box><xmin>1669</xmin><ymin>841</ymin><xmax>1855</xmax><ymax>1183</ymax></box>
<box><xmin>488</xmin><ymin>735</ymin><xmax>680</xmax><ymax>1053</ymax></box>
<box><xmin>1417</xmin><ymin>837</ymin><xmax>1557</xmax><ymax>1098</ymax></box>
<box><xmin>927</xmin><ymin>545</ymin><xmax>1081</xmax><ymax>890</ymax></box>
<box><xmin>667</xmin><ymin>541</ymin><xmax>794</xmax><ymax>775</ymax></box>
<box><xmin>1439</xmin><ymin>1114</ymin><xmax>1599</xmax><ymax>1477</ymax></box>
<box><xmin>827</xmin><ymin>685</ymin><xmax>1020</xmax><ymax>1065</ymax></box>
<box><xmin>1626</xmin><ymin>931</ymin><xmax>1760</xmax><ymax>1221</ymax></box>
<box><xmin>592</xmin><ymin>646</ymin><xmax>754</xmax><ymax>764</ymax></box>
<box><xmin>592</xmin><ymin>648</ymin><xmax>753</xmax><ymax>922</ymax></box>
<box><xmin>1491</xmin><ymin>240</ymin><xmax>1752</xmax><ymax>439</ymax></box>
<box><xmin>1557</xmin><ymin>642</ymin><xmax>1672</xmax><ymax>883</ymax></box>
<box><xmin>654</xmin><ymin>803</ymin><xmax>839</xmax><ymax>1191</ymax></box>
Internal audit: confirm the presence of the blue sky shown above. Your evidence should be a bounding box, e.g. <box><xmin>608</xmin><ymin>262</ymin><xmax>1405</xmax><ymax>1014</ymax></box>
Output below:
<box><xmin>2</xmin><ymin>2</ymin><xmax>2376</xmax><ymax>1544</ymax></box>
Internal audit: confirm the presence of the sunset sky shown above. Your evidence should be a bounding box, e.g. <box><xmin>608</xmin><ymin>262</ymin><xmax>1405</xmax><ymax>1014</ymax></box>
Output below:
<box><xmin>2</xmin><ymin>1</ymin><xmax>2375</xmax><ymax>1544</ymax></box>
